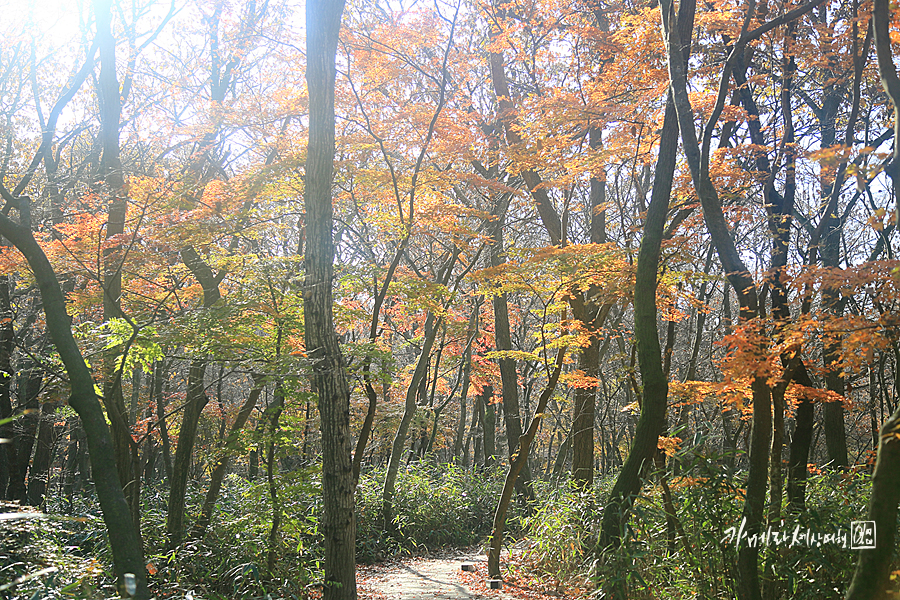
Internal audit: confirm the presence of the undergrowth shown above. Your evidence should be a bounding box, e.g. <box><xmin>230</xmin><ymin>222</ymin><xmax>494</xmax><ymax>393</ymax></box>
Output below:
<box><xmin>521</xmin><ymin>453</ymin><xmax>877</xmax><ymax>600</ymax></box>
<box><xmin>3</xmin><ymin>455</ymin><xmax>882</xmax><ymax>600</ymax></box>
<box><xmin>356</xmin><ymin>461</ymin><xmax>512</xmax><ymax>562</ymax></box>
<box><xmin>4</xmin><ymin>461</ymin><xmax>511</xmax><ymax>599</ymax></box>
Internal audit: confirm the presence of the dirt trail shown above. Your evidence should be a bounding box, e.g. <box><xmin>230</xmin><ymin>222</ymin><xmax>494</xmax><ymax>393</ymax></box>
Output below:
<box><xmin>359</xmin><ymin>551</ymin><xmax>512</xmax><ymax>600</ymax></box>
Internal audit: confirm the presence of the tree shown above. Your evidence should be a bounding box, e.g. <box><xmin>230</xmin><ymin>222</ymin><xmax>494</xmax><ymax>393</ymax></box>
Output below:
<box><xmin>845</xmin><ymin>1</ymin><xmax>900</xmax><ymax>596</ymax></box>
<box><xmin>597</xmin><ymin>0</ymin><xmax>694</xmax><ymax>558</ymax></box>
<box><xmin>304</xmin><ymin>0</ymin><xmax>356</xmax><ymax>599</ymax></box>
<box><xmin>0</xmin><ymin>203</ymin><xmax>149</xmax><ymax>599</ymax></box>
<box><xmin>661</xmin><ymin>0</ymin><xmax>829</xmax><ymax>596</ymax></box>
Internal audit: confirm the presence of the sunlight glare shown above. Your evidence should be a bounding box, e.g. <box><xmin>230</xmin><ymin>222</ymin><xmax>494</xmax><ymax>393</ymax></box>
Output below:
<box><xmin>2</xmin><ymin>0</ymin><xmax>86</xmax><ymax>44</ymax></box>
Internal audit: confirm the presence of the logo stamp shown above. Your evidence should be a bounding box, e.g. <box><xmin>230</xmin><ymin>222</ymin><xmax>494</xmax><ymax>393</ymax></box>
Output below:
<box><xmin>851</xmin><ymin>521</ymin><xmax>876</xmax><ymax>549</ymax></box>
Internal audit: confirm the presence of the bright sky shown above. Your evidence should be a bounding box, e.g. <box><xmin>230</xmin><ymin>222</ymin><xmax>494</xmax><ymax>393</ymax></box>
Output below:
<box><xmin>3</xmin><ymin>0</ymin><xmax>86</xmax><ymax>41</ymax></box>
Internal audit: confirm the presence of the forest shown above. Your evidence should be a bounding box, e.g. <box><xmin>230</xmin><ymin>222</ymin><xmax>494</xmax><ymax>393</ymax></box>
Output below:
<box><xmin>0</xmin><ymin>0</ymin><xmax>899</xmax><ymax>598</ymax></box>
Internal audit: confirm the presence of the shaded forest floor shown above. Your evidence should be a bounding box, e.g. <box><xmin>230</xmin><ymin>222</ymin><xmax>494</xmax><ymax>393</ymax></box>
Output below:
<box><xmin>357</xmin><ymin>546</ymin><xmax>591</xmax><ymax>600</ymax></box>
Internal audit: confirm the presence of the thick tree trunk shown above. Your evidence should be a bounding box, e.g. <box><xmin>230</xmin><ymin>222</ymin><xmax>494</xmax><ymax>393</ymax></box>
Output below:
<box><xmin>571</xmin><ymin>130</ymin><xmax>606</xmax><ymax>488</ymax></box>
<box><xmin>572</xmin><ymin>338</ymin><xmax>599</xmax><ymax>487</ymax></box>
<box><xmin>821</xmin><ymin>209</ymin><xmax>849</xmax><ymax>469</ymax></box>
<box><xmin>482</xmin><ymin>386</ymin><xmax>497</xmax><ymax>468</ymax></box>
<box><xmin>787</xmin><ymin>364</ymin><xmax>815</xmax><ymax>511</ymax></box>
<box><xmin>845</xmin><ymin>407</ymin><xmax>900</xmax><ymax>600</ymax></box>
<box><xmin>304</xmin><ymin>0</ymin><xmax>355</xmax><ymax>597</ymax></box>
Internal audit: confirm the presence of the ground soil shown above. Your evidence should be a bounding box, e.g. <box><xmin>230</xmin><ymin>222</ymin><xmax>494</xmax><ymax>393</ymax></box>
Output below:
<box><xmin>358</xmin><ymin>548</ymin><xmax>584</xmax><ymax>600</ymax></box>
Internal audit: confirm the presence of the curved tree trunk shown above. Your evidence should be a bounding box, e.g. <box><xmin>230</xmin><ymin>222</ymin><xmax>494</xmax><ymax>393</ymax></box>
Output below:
<box><xmin>0</xmin><ymin>204</ymin><xmax>149</xmax><ymax>598</ymax></box>
<box><xmin>381</xmin><ymin>313</ymin><xmax>439</xmax><ymax>528</ymax></box>
<box><xmin>597</xmin><ymin>0</ymin><xmax>693</xmax><ymax>555</ymax></box>
<box><xmin>488</xmin><ymin>348</ymin><xmax>564</xmax><ymax>578</ymax></box>
<box><xmin>166</xmin><ymin>358</ymin><xmax>210</xmax><ymax>549</ymax></box>
<box><xmin>166</xmin><ymin>248</ymin><xmax>222</xmax><ymax>550</ymax></box>
<box><xmin>190</xmin><ymin>379</ymin><xmax>263</xmax><ymax>541</ymax></box>
<box><xmin>490</xmin><ymin>199</ymin><xmax>534</xmax><ymax>500</ymax></box>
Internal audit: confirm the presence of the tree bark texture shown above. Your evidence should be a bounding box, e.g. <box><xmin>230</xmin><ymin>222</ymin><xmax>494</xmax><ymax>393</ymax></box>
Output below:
<box><xmin>845</xmin><ymin>407</ymin><xmax>900</xmax><ymax>600</ymax></box>
<box><xmin>304</xmin><ymin>0</ymin><xmax>355</xmax><ymax>597</ymax></box>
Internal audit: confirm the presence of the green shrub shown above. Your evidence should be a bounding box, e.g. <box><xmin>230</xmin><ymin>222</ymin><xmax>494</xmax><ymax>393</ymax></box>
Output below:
<box><xmin>356</xmin><ymin>461</ymin><xmax>511</xmax><ymax>561</ymax></box>
<box><xmin>583</xmin><ymin>455</ymin><xmax>873</xmax><ymax>599</ymax></box>
<box><xmin>520</xmin><ymin>480</ymin><xmax>601</xmax><ymax>588</ymax></box>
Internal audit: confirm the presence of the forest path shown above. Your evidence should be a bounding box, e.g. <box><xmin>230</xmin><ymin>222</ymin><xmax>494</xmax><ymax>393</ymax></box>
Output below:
<box><xmin>358</xmin><ymin>550</ymin><xmax>513</xmax><ymax>600</ymax></box>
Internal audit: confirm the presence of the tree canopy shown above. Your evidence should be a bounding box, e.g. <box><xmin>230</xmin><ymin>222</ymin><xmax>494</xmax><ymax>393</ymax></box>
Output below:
<box><xmin>1</xmin><ymin>0</ymin><xmax>900</xmax><ymax>598</ymax></box>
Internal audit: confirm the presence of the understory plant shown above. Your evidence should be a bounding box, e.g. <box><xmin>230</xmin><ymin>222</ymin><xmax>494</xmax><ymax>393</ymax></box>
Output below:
<box><xmin>522</xmin><ymin>450</ymin><xmax>875</xmax><ymax>600</ymax></box>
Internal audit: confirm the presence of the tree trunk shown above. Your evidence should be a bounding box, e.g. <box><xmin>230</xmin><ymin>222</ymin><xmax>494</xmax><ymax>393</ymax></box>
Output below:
<box><xmin>0</xmin><ymin>201</ymin><xmax>149</xmax><ymax>598</ymax></box>
<box><xmin>488</xmin><ymin>348</ymin><xmax>564</xmax><ymax>578</ymax></box>
<box><xmin>166</xmin><ymin>248</ymin><xmax>222</xmax><ymax>550</ymax></box>
<box><xmin>153</xmin><ymin>361</ymin><xmax>173</xmax><ymax>483</ymax></box>
<box><xmin>266</xmin><ymin>383</ymin><xmax>286</xmax><ymax>572</ymax></box>
<box><xmin>166</xmin><ymin>358</ymin><xmax>210</xmax><ymax>550</ymax></box>
<box><xmin>304</xmin><ymin>0</ymin><xmax>355</xmax><ymax>597</ymax></box>
<box><xmin>381</xmin><ymin>313</ymin><xmax>439</xmax><ymax>528</ymax></box>
<box><xmin>9</xmin><ymin>365</ymin><xmax>44</xmax><ymax>502</ymax></box>
<box><xmin>0</xmin><ymin>275</ymin><xmax>16</xmax><ymax>500</ymax></box>
<box><xmin>190</xmin><ymin>379</ymin><xmax>264</xmax><ymax>541</ymax></box>
<box><xmin>27</xmin><ymin>399</ymin><xmax>59</xmax><ymax>506</ymax></box>
<box><xmin>490</xmin><ymin>199</ymin><xmax>534</xmax><ymax>498</ymax></box>
<box><xmin>453</xmin><ymin>361</ymin><xmax>470</xmax><ymax>461</ymax></box>
<box><xmin>845</xmin><ymin>407</ymin><xmax>900</xmax><ymax>600</ymax></box>
<box><xmin>62</xmin><ymin>417</ymin><xmax>79</xmax><ymax>507</ymax></box>
<box><xmin>787</xmin><ymin>364</ymin><xmax>815</xmax><ymax>511</ymax></box>
<box><xmin>572</xmin><ymin>337</ymin><xmax>599</xmax><ymax>487</ymax></box>
<box><xmin>597</xmin><ymin>0</ymin><xmax>692</xmax><ymax>551</ymax></box>
<box><xmin>482</xmin><ymin>386</ymin><xmax>496</xmax><ymax>468</ymax></box>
